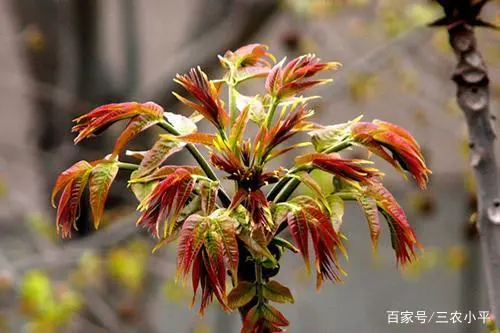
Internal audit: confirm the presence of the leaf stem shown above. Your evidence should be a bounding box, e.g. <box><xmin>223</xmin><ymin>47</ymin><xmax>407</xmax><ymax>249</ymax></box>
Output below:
<box><xmin>116</xmin><ymin>162</ymin><xmax>139</xmax><ymax>170</ymax></box>
<box><xmin>267</xmin><ymin>165</ymin><xmax>311</xmax><ymax>202</ymax></box>
<box><xmin>263</xmin><ymin>96</ymin><xmax>279</xmax><ymax>129</ymax></box>
<box><xmin>158</xmin><ymin>120</ymin><xmax>231</xmax><ymax>207</ymax></box>
<box><xmin>255</xmin><ymin>260</ymin><xmax>263</xmax><ymax>304</ymax></box>
<box><xmin>229</xmin><ymin>84</ymin><xmax>238</xmax><ymax>126</ymax></box>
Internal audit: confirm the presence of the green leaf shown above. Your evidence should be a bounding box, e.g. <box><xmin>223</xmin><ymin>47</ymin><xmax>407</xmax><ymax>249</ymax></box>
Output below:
<box><xmin>238</xmin><ymin>226</ymin><xmax>277</xmax><ymax>266</ymax></box>
<box><xmin>130</xmin><ymin>170</ymin><xmax>157</xmax><ymax>202</ymax></box>
<box><xmin>295</xmin><ymin>172</ymin><xmax>330</xmax><ymax>213</ymax></box>
<box><xmin>327</xmin><ymin>194</ymin><xmax>344</xmax><ymax>232</ymax></box>
<box><xmin>262</xmin><ymin>280</ymin><xmax>294</xmax><ymax>304</ymax></box>
<box><xmin>234</xmin><ymin>92</ymin><xmax>266</xmax><ymax>125</ymax></box>
<box><xmin>232</xmin><ymin>67</ymin><xmax>270</xmax><ymax>84</ymax></box>
<box><xmin>309</xmin><ymin>115</ymin><xmax>362</xmax><ymax>152</ymax></box>
<box><xmin>164</xmin><ymin>111</ymin><xmax>197</xmax><ymax>135</ymax></box>
<box><xmin>357</xmin><ymin>195</ymin><xmax>380</xmax><ymax>251</ymax></box>
<box><xmin>199</xmin><ymin>180</ymin><xmax>218</xmax><ymax>215</ymax></box>
<box><xmin>271</xmin><ymin>237</ymin><xmax>299</xmax><ymax>253</ymax></box>
<box><xmin>227</xmin><ymin>281</ymin><xmax>256</xmax><ymax>309</ymax></box>
<box><xmin>261</xmin><ymin>304</ymin><xmax>290</xmax><ymax>326</ymax></box>
<box><xmin>89</xmin><ymin>161</ymin><xmax>119</xmax><ymax>229</ymax></box>
<box><xmin>229</xmin><ymin>104</ymin><xmax>250</xmax><ymax>151</ymax></box>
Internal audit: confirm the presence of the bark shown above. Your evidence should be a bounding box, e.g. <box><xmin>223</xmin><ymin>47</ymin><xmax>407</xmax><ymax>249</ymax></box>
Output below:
<box><xmin>445</xmin><ymin>23</ymin><xmax>500</xmax><ymax>322</ymax></box>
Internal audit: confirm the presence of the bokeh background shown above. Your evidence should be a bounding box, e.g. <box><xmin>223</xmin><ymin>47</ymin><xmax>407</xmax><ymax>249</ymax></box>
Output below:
<box><xmin>1</xmin><ymin>0</ymin><xmax>500</xmax><ymax>332</ymax></box>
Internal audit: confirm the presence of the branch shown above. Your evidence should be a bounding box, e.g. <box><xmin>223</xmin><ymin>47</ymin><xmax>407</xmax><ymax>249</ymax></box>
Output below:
<box><xmin>443</xmin><ymin>22</ymin><xmax>500</xmax><ymax>322</ymax></box>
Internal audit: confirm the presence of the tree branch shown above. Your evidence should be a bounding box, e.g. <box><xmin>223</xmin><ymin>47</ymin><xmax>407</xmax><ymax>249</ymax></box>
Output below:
<box><xmin>444</xmin><ymin>22</ymin><xmax>500</xmax><ymax>322</ymax></box>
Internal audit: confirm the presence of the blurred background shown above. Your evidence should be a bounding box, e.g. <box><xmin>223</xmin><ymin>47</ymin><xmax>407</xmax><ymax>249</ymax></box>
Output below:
<box><xmin>1</xmin><ymin>0</ymin><xmax>500</xmax><ymax>332</ymax></box>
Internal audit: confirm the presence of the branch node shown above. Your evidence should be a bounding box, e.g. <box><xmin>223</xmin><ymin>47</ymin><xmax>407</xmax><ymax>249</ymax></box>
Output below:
<box><xmin>450</xmin><ymin>28</ymin><xmax>474</xmax><ymax>53</ymax></box>
<box><xmin>470</xmin><ymin>150</ymin><xmax>483</xmax><ymax>167</ymax></box>
<box><xmin>457</xmin><ymin>86</ymin><xmax>488</xmax><ymax>111</ymax></box>
<box><xmin>487</xmin><ymin>200</ymin><xmax>500</xmax><ymax>224</ymax></box>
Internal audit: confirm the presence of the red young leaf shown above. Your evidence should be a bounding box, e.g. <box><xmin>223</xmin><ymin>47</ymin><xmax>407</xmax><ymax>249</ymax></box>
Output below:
<box><xmin>174</xmin><ymin>67</ymin><xmax>229</xmax><ymax>129</ymax></box>
<box><xmin>357</xmin><ymin>195</ymin><xmax>381</xmax><ymax>252</ymax></box>
<box><xmin>351</xmin><ymin>120</ymin><xmax>431</xmax><ymax>189</ymax></box>
<box><xmin>176</xmin><ymin>212</ymin><xmax>239</xmax><ymax>314</ymax></box>
<box><xmin>135</xmin><ymin>137</ymin><xmax>183</xmax><ymax>178</ymax></box>
<box><xmin>255</xmin><ymin>104</ymin><xmax>313</xmax><ymax>162</ymax></box>
<box><xmin>202</xmin><ymin>231</ymin><xmax>227</xmax><ymax>312</ymax></box>
<box><xmin>296</xmin><ymin>152</ymin><xmax>383</xmax><ymax>185</ymax></box>
<box><xmin>210</xmin><ymin>147</ymin><xmax>245</xmax><ymax>177</ymax></box>
<box><xmin>286</xmin><ymin>208</ymin><xmax>310</xmax><ymax>272</ymax></box>
<box><xmin>242</xmin><ymin>306</ymin><xmax>260</xmax><ymax>333</ymax></box>
<box><xmin>111</xmin><ymin>114</ymin><xmax>161</xmax><ymax>157</ymax></box>
<box><xmin>54</xmin><ymin>163</ymin><xmax>93</xmax><ymax>238</ymax></box>
<box><xmin>52</xmin><ymin>160</ymin><xmax>93</xmax><ymax>207</ymax></box>
<box><xmin>136</xmin><ymin>168</ymin><xmax>194</xmax><ymax>238</ymax></box>
<box><xmin>175</xmin><ymin>133</ymin><xmax>216</xmax><ymax>146</ymax></box>
<box><xmin>212</xmin><ymin>214</ymin><xmax>239</xmax><ymax>278</ymax></box>
<box><xmin>242</xmin><ymin>304</ymin><xmax>290</xmax><ymax>333</ymax></box>
<box><xmin>365</xmin><ymin>181</ymin><xmax>420</xmax><ymax>266</ymax></box>
<box><xmin>72</xmin><ymin>101</ymin><xmax>163</xmax><ymax>144</ymax></box>
<box><xmin>265</xmin><ymin>54</ymin><xmax>340</xmax><ymax>98</ymax></box>
<box><xmin>88</xmin><ymin>161</ymin><xmax>119</xmax><ymax>229</ymax></box>
<box><xmin>130</xmin><ymin>165</ymin><xmax>201</xmax><ymax>184</ymax></box>
<box><xmin>283</xmin><ymin>196</ymin><xmax>346</xmax><ymax>288</ymax></box>
<box><xmin>177</xmin><ymin>214</ymin><xmax>206</xmax><ymax>280</ymax></box>
<box><xmin>222</xmin><ymin>44</ymin><xmax>274</xmax><ymax>84</ymax></box>
<box><xmin>222</xmin><ymin>44</ymin><xmax>275</xmax><ymax>69</ymax></box>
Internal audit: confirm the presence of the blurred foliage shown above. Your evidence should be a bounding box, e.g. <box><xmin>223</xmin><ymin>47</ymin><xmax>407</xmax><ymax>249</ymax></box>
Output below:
<box><xmin>70</xmin><ymin>251</ymin><xmax>103</xmax><ymax>288</ymax></box>
<box><xmin>348</xmin><ymin>73</ymin><xmax>379</xmax><ymax>102</ymax></box>
<box><xmin>402</xmin><ymin>247</ymin><xmax>439</xmax><ymax>280</ymax></box>
<box><xmin>445</xmin><ymin>245</ymin><xmax>469</xmax><ymax>271</ymax></box>
<box><xmin>408</xmin><ymin>191</ymin><xmax>436</xmax><ymax>216</ymax></box>
<box><xmin>106</xmin><ymin>239</ymin><xmax>149</xmax><ymax>293</ymax></box>
<box><xmin>0</xmin><ymin>176</ymin><xmax>6</xmax><ymax>198</ymax></box>
<box><xmin>19</xmin><ymin>270</ymin><xmax>82</xmax><ymax>333</ymax></box>
<box><xmin>25</xmin><ymin>213</ymin><xmax>57</xmax><ymax>242</ymax></box>
<box><xmin>402</xmin><ymin>244</ymin><xmax>470</xmax><ymax>280</ymax></box>
<box><xmin>163</xmin><ymin>279</ymin><xmax>191</xmax><ymax>304</ymax></box>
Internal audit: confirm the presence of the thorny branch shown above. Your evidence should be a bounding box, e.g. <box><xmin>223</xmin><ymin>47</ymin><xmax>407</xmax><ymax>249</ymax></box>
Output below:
<box><xmin>437</xmin><ymin>2</ymin><xmax>500</xmax><ymax>322</ymax></box>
